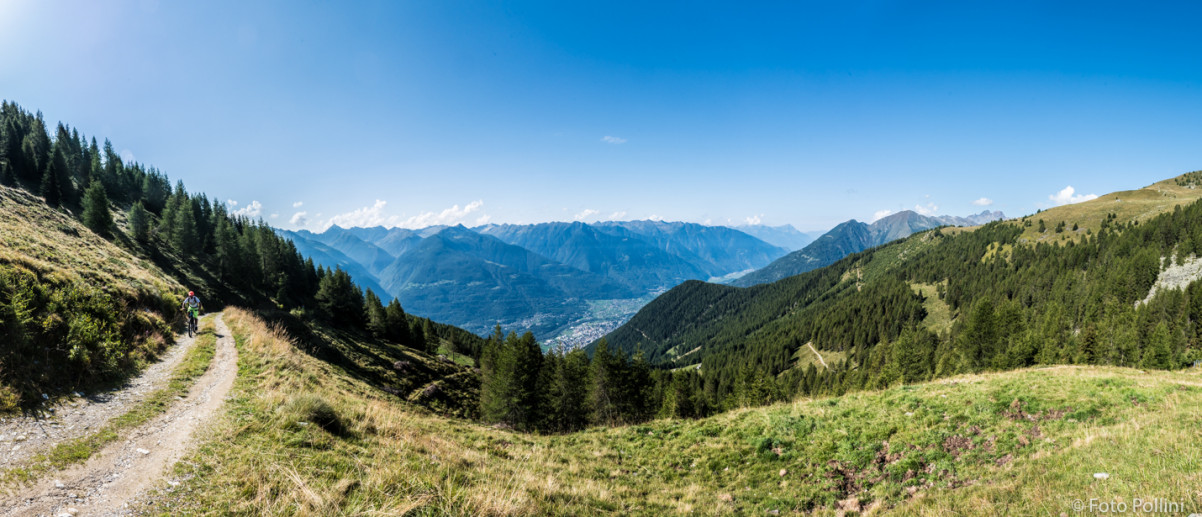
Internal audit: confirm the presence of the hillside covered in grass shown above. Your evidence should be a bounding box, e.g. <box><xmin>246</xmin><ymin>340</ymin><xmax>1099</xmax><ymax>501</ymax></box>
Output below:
<box><xmin>601</xmin><ymin>173</ymin><xmax>1202</xmax><ymax>414</ymax></box>
<box><xmin>149</xmin><ymin>308</ymin><xmax>1202</xmax><ymax>515</ymax></box>
<box><xmin>0</xmin><ymin>184</ymin><xmax>181</xmax><ymax>410</ymax></box>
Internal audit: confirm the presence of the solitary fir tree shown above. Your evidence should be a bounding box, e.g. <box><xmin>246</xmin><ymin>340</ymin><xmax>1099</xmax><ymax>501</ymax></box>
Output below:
<box><xmin>81</xmin><ymin>180</ymin><xmax>113</xmax><ymax>237</ymax></box>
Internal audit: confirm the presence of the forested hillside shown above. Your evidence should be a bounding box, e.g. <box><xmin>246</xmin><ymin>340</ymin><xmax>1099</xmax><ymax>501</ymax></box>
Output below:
<box><xmin>0</xmin><ymin>100</ymin><xmax>474</xmax><ymax>412</ymax></box>
<box><xmin>602</xmin><ymin>175</ymin><xmax>1202</xmax><ymax>413</ymax></box>
<box><xmin>733</xmin><ymin>209</ymin><xmax>1004</xmax><ymax>287</ymax></box>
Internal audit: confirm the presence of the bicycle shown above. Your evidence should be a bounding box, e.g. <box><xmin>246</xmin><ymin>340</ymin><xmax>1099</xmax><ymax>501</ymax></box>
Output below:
<box><xmin>183</xmin><ymin>307</ymin><xmax>200</xmax><ymax>338</ymax></box>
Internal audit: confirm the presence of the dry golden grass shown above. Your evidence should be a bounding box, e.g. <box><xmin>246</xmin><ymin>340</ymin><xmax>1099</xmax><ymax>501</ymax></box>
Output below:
<box><xmin>0</xmin><ymin>185</ymin><xmax>182</xmax><ymax>299</ymax></box>
<box><xmin>149</xmin><ymin>309</ymin><xmax>1202</xmax><ymax>515</ymax></box>
<box><xmin>1014</xmin><ymin>175</ymin><xmax>1202</xmax><ymax>245</ymax></box>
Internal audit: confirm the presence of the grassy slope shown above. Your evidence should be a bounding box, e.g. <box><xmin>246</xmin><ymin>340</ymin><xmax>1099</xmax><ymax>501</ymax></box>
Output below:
<box><xmin>1015</xmin><ymin>176</ymin><xmax>1202</xmax><ymax>245</ymax></box>
<box><xmin>0</xmin><ymin>185</ymin><xmax>184</xmax><ymax>408</ymax></box>
<box><xmin>151</xmin><ymin>309</ymin><xmax>1202</xmax><ymax>515</ymax></box>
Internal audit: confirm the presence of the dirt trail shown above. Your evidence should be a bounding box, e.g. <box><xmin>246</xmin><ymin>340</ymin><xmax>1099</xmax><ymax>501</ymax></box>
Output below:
<box><xmin>806</xmin><ymin>342</ymin><xmax>829</xmax><ymax>370</ymax></box>
<box><xmin>0</xmin><ymin>321</ymin><xmax>203</xmax><ymax>469</ymax></box>
<box><xmin>1</xmin><ymin>314</ymin><xmax>238</xmax><ymax>517</ymax></box>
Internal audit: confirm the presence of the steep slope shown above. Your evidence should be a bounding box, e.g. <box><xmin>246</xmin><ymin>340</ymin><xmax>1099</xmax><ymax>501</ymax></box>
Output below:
<box><xmin>377</xmin><ymin>226</ymin><xmax>633</xmax><ymax>335</ymax></box>
<box><xmin>732</xmin><ymin>210</ymin><xmax>996</xmax><ymax>287</ymax></box>
<box><xmin>734</xmin><ymin>223</ymin><xmax>817</xmax><ymax>250</ymax></box>
<box><xmin>475</xmin><ymin>221</ymin><xmax>709</xmax><ymax>291</ymax></box>
<box><xmin>593</xmin><ymin>220</ymin><xmax>788</xmax><ymax>278</ymax></box>
<box><xmin>732</xmin><ymin>218</ymin><xmax>876</xmax><ymax>287</ymax></box>
<box><xmin>0</xmin><ymin>185</ymin><xmax>182</xmax><ymax>409</ymax></box>
<box><xmin>152</xmin><ymin>308</ymin><xmax>1202</xmax><ymax>515</ymax></box>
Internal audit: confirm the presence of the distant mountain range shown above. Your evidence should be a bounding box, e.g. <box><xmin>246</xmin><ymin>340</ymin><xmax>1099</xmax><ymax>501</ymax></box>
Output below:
<box><xmin>734</xmin><ymin>224</ymin><xmax>821</xmax><ymax>251</ymax></box>
<box><xmin>279</xmin><ymin>220</ymin><xmax>788</xmax><ymax>341</ymax></box>
<box><xmin>731</xmin><ymin>210</ymin><xmax>1004</xmax><ymax>287</ymax></box>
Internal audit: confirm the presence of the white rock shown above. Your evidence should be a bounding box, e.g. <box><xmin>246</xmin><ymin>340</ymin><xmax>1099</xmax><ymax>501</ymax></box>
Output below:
<box><xmin>1094</xmin><ymin>472</ymin><xmax>1110</xmax><ymax>480</ymax></box>
<box><xmin>67</xmin><ymin>509</ymin><xmax>79</xmax><ymax>515</ymax></box>
<box><xmin>15</xmin><ymin>435</ymin><xmax>26</xmax><ymax>442</ymax></box>
<box><xmin>54</xmin><ymin>480</ymin><xmax>65</xmax><ymax>488</ymax></box>
<box><xmin>136</xmin><ymin>448</ymin><xmax>150</xmax><ymax>455</ymax></box>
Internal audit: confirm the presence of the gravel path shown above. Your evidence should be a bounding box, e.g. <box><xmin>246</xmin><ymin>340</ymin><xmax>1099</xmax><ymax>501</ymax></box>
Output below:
<box><xmin>0</xmin><ymin>319</ymin><xmax>204</xmax><ymax>470</ymax></box>
<box><xmin>0</xmin><ymin>313</ymin><xmax>239</xmax><ymax>517</ymax></box>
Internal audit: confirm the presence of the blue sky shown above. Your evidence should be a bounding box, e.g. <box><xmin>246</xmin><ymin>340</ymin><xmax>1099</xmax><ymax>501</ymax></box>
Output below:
<box><xmin>2</xmin><ymin>1</ymin><xmax>1200</xmax><ymax>231</ymax></box>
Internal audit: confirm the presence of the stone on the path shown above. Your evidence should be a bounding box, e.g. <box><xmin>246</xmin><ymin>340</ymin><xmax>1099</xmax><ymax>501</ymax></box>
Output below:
<box><xmin>54</xmin><ymin>479</ymin><xmax>65</xmax><ymax>488</ymax></box>
<box><xmin>137</xmin><ymin>448</ymin><xmax>151</xmax><ymax>455</ymax></box>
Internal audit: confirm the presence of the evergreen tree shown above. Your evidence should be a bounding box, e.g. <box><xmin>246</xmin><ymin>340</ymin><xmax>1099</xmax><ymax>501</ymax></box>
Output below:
<box><xmin>479</xmin><ymin>331</ymin><xmax>544</xmax><ymax>430</ymax></box>
<box><xmin>384</xmin><ymin>299</ymin><xmax>412</xmax><ymax>345</ymax></box>
<box><xmin>364</xmin><ymin>289</ymin><xmax>387</xmax><ymax>338</ymax></box>
<box><xmin>171</xmin><ymin>199</ymin><xmax>199</xmax><ymax>251</ymax></box>
<box><xmin>588</xmin><ymin>340</ymin><xmax>624</xmax><ymax>425</ymax></box>
<box><xmin>81</xmin><ymin>180</ymin><xmax>113</xmax><ymax>237</ymax></box>
<box><xmin>128</xmin><ymin>201</ymin><xmax>150</xmax><ymax>243</ymax></box>
<box><xmin>40</xmin><ymin>147</ymin><xmax>65</xmax><ymax>207</ymax></box>
<box><xmin>1142</xmin><ymin>321</ymin><xmax>1174</xmax><ymax>369</ymax></box>
<box><xmin>422</xmin><ymin>318</ymin><xmax>436</xmax><ymax>354</ymax></box>
<box><xmin>314</xmin><ymin>268</ymin><xmax>365</xmax><ymax>328</ymax></box>
<box><xmin>544</xmin><ymin>349</ymin><xmax>590</xmax><ymax>431</ymax></box>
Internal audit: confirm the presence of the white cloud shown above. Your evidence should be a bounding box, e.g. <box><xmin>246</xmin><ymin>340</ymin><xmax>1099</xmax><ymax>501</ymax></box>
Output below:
<box><xmin>289</xmin><ymin>211</ymin><xmax>308</xmax><ymax>225</ymax></box>
<box><xmin>120</xmin><ymin>149</ymin><xmax>135</xmax><ymax>164</ymax></box>
<box><xmin>322</xmin><ymin>199</ymin><xmax>488</xmax><ymax>230</ymax></box>
<box><xmin>270</xmin><ymin>213</ymin><xmax>279</xmax><ymax>219</ymax></box>
<box><xmin>914</xmin><ymin>202</ymin><xmax>938</xmax><ymax>216</ymax></box>
<box><xmin>601</xmin><ymin>135</ymin><xmax>627</xmax><ymax>144</ymax></box>
<box><xmin>292</xmin><ymin>201</ymin><xmax>304</xmax><ymax>208</ymax></box>
<box><xmin>232</xmin><ymin>200</ymin><xmax>262</xmax><ymax>218</ymax></box>
<box><xmin>574</xmin><ymin>209</ymin><xmax>600</xmax><ymax>221</ymax></box>
<box><xmin>972</xmin><ymin>197</ymin><xmax>994</xmax><ymax>206</ymax></box>
<box><xmin>647</xmin><ymin>214</ymin><xmax>664</xmax><ymax>221</ymax></box>
<box><xmin>1049</xmin><ymin>185</ymin><xmax>1098</xmax><ymax>206</ymax></box>
<box><xmin>872</xmin><ymin>209</ymin><xmax>894</xmax><ymax>222</ymax></box>
<box><xmin>606</xmin><ymin>211</ymin><xmax>627</xmax><ymax>221</ymax></box>
<box><xmin>226</xmin><ymin>199</ymin><xmax>238</xmax><ymax>207</ymax></box>
<box><xmin>744</xmin><ymin>214</ymin><xmax>763</xmax><ymax>225</ymax></box>
<box><xmin>475</xmin><ymin>214</ymin><xmax>492</xmax><ymax>226</ymax></box>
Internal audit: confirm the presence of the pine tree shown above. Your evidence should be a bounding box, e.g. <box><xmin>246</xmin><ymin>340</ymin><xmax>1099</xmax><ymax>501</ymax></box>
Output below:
<box><xmin>422</xmin><ymin>318</ymin><xmax>436</xmax><ymax>354</ymax></box>
<box><xmin>171</xmin><ymin>199</ymin><xmax>199</xmax><ymax>251</ymax></box>
<box><xmin>364</xmin><ymin>289</ymin><xmax>387</xmax><ymax>338</ymax></box>
<box><xmin>1142</xmin><ymin>321</ymin><xmax>1174</xmax><ymax>369</ymax></box>
<box><xmin>315</xmin><ymin>268</ymin><xmax>365</xmax><ymax>327</ymax></box>
<box><xmin>128</xmin><ymin>201</ymin><xmax>150</xmax><ymax>243</ymax></box>
<box><xmin>81</xmin><ymin>180</ymin><xmax>113</xmax><ymax>237</ymax></box>
<box><xmin>40</xmin><ymin>147</ymin><xmax>64</xmax><ymax>207</ymax></box>
<box><xmin>544</xmin><ymin>349</ymin><xmax>590</xmax><ymax>431</ymax></box>
<box><xmin>384</xmin><ymin>299</ymin><xmax>412</xmax><ymax>345</ymax></box>
<box><xmin>588</xmin><ymin>339</ymin><xmax>623</xmax><ymax>425</ymax></box>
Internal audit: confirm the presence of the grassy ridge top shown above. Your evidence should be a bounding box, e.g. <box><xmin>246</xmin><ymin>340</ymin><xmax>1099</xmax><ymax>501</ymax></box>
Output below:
<box><xmin>1014</xmin><ymin>174</ymin><xmax>1202</xmax><ymax>244</ymax></box>
<box><xmin>155</xmin><ymin>309</ymin><xmax>1202</xmax><ymax>515</ymax></box>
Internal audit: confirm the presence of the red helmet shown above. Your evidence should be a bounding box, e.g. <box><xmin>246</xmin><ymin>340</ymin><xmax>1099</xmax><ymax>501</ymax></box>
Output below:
<box><xmin>188</xmin><ymin>291</ymin><xmax>195</xmax><ymax>296</ymax></box>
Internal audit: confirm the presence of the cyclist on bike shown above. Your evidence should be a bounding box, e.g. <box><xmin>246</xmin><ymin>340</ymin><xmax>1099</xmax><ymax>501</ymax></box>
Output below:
<box><xmin>181</xmin><ymin>290</ymin><xmax>203</xmax><ymax>332</ymax></box>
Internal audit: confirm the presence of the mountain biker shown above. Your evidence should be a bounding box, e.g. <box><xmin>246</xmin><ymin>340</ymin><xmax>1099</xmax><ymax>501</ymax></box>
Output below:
<box><xmin>181</xmin><ymin>290</ymin><xmax>203</xmax><ymax>330</ymax></box>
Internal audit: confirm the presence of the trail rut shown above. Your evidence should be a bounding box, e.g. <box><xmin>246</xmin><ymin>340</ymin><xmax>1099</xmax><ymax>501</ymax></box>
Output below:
<box><xmin>1</xmin><ymin>314</ymin><xmax>239</xmax><ymax>517</ymax></box>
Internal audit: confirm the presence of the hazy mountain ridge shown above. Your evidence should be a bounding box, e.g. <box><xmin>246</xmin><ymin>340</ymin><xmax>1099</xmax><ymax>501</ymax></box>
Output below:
<box><xmin>734</xmin><ymin>223</ymin><xmax>819</xmax><ymax>250</ymax></box>
<box><xmin>281</xmin><ymin>220</ymin><xmax>787</xmax><ymax>340</ymax></box>
<box><xmin>732</xmin><ymin>209</ymin><xmax>1005</xmax><ymax>287</ymax></box>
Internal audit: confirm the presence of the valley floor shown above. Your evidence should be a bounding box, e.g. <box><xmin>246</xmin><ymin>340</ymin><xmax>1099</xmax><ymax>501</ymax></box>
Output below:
<box><xmin>141</xmin><ymin>309</ymin><xmax>1202</xmax><ymax>515</ymax></box>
